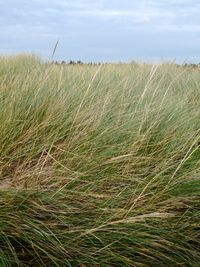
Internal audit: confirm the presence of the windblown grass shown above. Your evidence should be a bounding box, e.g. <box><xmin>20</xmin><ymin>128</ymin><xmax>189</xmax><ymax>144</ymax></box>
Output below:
<box><xmin>0</xmin><ymin>55</ymin><xmax>200</xmax><ymax>266</ymax></box>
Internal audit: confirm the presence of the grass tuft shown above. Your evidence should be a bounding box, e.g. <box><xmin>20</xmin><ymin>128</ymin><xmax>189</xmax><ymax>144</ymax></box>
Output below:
<box><xmin>0</xmin><ymin>55</ymin><xmax>200</xmax><ymax>266</ymax></box>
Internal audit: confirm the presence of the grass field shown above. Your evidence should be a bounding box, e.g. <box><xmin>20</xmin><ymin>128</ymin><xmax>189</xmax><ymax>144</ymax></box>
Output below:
<box><xmin>0</xmin><ymin>54</ymin><xmax>200</xmax><ymax>266</ymax></box>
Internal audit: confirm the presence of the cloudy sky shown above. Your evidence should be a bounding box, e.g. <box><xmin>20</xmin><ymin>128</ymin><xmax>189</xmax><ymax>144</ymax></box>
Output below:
<box><xmin>0</xmin><ymin>0</ymin><xmax>200</xmax><ymax>62</ymax></box>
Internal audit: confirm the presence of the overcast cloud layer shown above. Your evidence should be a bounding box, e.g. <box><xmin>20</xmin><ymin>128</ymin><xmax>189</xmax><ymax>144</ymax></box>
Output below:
<box><xmin>0</xmin><ymin>0</ymin><xmax>200</xmax><ymax>62</ymax></box>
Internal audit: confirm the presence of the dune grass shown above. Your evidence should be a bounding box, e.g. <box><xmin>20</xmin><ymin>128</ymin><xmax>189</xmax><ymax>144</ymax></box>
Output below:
<box><xmin>0</xmin><ymin>54</ymin><xmax>200</xmax><ymax>266</ymax></box>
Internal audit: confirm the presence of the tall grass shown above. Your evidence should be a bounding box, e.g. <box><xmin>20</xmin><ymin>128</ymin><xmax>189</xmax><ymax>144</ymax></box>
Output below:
<box><xmin>0</xmin><ymin>54</ymin><xmax>200</xmax><ymax>266</ymax></box>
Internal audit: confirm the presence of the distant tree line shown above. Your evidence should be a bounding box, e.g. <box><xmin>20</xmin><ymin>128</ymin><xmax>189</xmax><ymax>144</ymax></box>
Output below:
<box><xmin>51</xmin><ymin>60</ymin><xmax>200</xmax><ymax>68</ymax></box>
<box><xmin>52</xmin><ymin>60</ymin><xmax>102</xmax><ymax>65</ymax></box>
<box><xmin>182</xmin><ymin>63</ymin><xmax>200</xmax><ymax>68</ymax></box>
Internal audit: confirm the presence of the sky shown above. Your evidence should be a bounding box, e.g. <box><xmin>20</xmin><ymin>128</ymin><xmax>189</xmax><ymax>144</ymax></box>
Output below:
<box><xmin>0</xmin><ymin>0</ymin><xmax>200</xmax><ymax>63</ymax></box>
